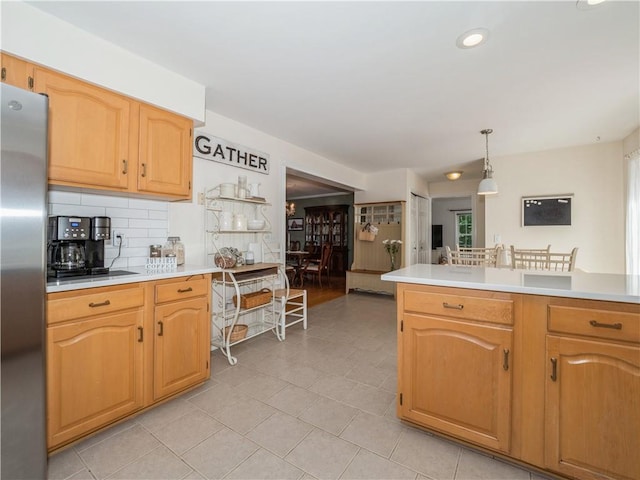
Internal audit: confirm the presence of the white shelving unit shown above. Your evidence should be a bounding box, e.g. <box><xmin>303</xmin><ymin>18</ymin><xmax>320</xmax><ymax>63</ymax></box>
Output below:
<box><xmin>204</xmin><ymin>185</ymin><xmax>272</xmax><ymax>263</ymax></box>
<box><xmin>205</xmin><ymin>184</ymin><xmax>284</xmax><ymax>364</ymax></box>
<box><xmin>210</xmin><ymin>263</ymin><xmax>282</xmax><ymax>365</ymax></box>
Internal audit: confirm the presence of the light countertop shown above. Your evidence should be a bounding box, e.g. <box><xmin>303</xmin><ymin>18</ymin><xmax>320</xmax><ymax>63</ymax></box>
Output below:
<box><xmin>381</xmin><ymin>264</ymin><xmax>640</xmax><ymax>304</ymax></box>
<box><xmin>46</xmin><ymin>264</ymin><xmax>222</xmax><ymax>293</ymax></box>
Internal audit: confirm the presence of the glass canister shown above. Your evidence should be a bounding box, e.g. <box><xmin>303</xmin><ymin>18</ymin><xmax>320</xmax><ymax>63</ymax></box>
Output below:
<box><xmin>237</xmin><ymin>175</ymin><xmax>247</xmax><ymax>199</ymax></box>
<box><xmin>164</xmin><ymin>236</ymin><xmax>185</xmax><ymax>265</ymax></box>
<box><xmin>149</xmin><ymin>244</ymin><xmax>163</xmax><ymax>258</ymax></box>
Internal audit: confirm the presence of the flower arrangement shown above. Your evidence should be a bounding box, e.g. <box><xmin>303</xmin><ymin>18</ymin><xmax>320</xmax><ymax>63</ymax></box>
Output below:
<box><xmin>382</xmin><ymin>239</ymin><xmax>402</xmax><ymax>270</ymax></box>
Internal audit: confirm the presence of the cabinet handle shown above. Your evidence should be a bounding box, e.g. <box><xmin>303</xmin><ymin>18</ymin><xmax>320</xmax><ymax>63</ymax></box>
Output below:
<box><xmin>178</xmin><ymin>287</ymin><xmax>193</xmax><ymax>293</ymax></box>
<box><xmin>28</xmin><ymin>76</ymin><xmax>34</xmax><ymax>90</ymax></box>
<box><xmin>141</xmin><ymin>163</ymin><xmax>146</xmax><ymax>177</ymax></box>
<box><xmin>88</xmin><ymin>300</ymin><xmax>111</xmax><ymax>308</ymax></box>
<box><xmin>550</xmin><ymin>357</ymin><xmax>558</xmax><ymax>382</ymax></box>
<box><xmin>137</xmin><ymin>326</ymin><xmax>143</xmax><ymax>342</ymax></box>
<box><xmin>443</xmin><ymin>302</ymin><xmax>464</xmax><ymax>310</ymax></box>
<box><xmin>122</xmin><ymin>159</ymin><xmax>128</xmax><ymax>174</ymax></box>
<box><xmin>589</xmin><ymin>320</ymin><xmax>622</xmax><ymax>330</ymax></box>
<box><xmin>503</xmin><ymin>349</ymin><xmax>510</xmax><ymax>371</ymax></box>
<box><xmin>158</xmin><ymin>321</ymin><xmax>164</xmax><ymax>336</ymax></box>
<box><xmin>1</xmin><ymin>67</ymin><xmax>6</xmax><ymax>81</ymax></box>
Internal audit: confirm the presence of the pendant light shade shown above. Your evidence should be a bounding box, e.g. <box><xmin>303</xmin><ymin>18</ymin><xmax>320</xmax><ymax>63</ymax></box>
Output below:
<box><xmin>478</xmin><ymin>128</ymin><xmax>498</xmax><ymax>195</ymax></box>
<box><xmin>478</xmin><ymin>170</ymin><xmax>498</xmax><ymax>195</ymax></box>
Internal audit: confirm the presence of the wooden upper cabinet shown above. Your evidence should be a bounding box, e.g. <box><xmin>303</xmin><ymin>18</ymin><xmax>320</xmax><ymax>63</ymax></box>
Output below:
<box><xmin>137</xmin><ymin>104</ymin><xmax>192</xmax><ymax>198</ymax></box>
<box><xmin>32</xmin><ymin>64</ymin><xmax>193</xmax><ymax>199</ymax></box>
<box><xmin>1</xmin><ymin>52</ymin><xmax>34</xmax><ymax>90</ymax></box>
<box><xmin>34</xmin><ymin>68</ymin><xmax>131</xmax><ymax>190</ymax></box>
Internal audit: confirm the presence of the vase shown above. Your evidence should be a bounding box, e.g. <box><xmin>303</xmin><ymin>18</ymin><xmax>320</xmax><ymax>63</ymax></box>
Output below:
<box><xmin>390</xmin><ymin>254</ymin><xmax>396</xmax><ymax>271</ymax></box>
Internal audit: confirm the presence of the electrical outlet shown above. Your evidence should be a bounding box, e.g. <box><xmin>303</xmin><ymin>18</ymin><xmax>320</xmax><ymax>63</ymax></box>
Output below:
<box><xmin>112</xmin><ymin>231</ymin><xmax>125</xmax><ymax>244</ymax></box>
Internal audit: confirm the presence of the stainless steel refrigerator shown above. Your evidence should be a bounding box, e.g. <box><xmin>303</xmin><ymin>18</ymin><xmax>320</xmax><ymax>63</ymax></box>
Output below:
<box><xmin>1</xmin><ymin>83</ymin><xmax>48</xmax><ymax>478</ymax></box>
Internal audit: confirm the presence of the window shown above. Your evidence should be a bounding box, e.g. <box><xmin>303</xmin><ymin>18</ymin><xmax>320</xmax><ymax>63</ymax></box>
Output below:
<box><xmin>455</xmin><ymin>211</ymin><xmax>472</xmax><ymax>248</ymax></box>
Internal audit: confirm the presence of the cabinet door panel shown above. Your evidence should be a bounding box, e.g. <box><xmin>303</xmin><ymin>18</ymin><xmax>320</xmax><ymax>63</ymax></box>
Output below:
<box><xmin>545</xmin><ymin>336</ymin><xmax>640</xmax><ymax>480</ymax></box>
<box><xmin>401</xmin><ymin>314</ymin><xmax>513</xmax><ymax>452</ymax></box>
<box><xmin>137</xmin><ymin>104</ymin><xmax>192</xmax><ymax>198</ymax></box>
<box><xmin>35</xmin><ymin>69</ymin><xmax>130</xmax><ymax>189</ymax></box>
<box><xmin>47</xmin><ymin>310</ymin><xmax>144</xmax><ymax>449</ymax></box>
<box><xmin>154</xmin><ymin>297</ymin><xmax>209</xmax><ymax>400</ymax></box>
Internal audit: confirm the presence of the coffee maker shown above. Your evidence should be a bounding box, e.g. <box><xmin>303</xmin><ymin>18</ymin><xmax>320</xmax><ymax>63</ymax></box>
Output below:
<box><xmin>47</xmin><ymin>216</ymin><xmax>111</xmax><ymax>279</ymax></box>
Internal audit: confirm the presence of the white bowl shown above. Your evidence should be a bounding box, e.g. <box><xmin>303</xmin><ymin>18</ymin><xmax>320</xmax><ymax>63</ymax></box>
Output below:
<box><xmin>247</xmin><ymin>219</ymin><xmax>265</xmax><ymax>230</ymax></box>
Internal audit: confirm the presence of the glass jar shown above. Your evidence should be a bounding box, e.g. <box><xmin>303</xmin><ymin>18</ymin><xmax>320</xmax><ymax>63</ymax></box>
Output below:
<box><xmin>149</xmin><ymin>244</ymin><xmax>162</xmax><ymax>258</ymax></box>
<box><xmin>237</xmin><ymin>175</ymin><xmax>247</xmax><ymax>199</ymax></box>
<box><xmin>163</xmin><ymin>236</ymin><xmax>185</xmax><ymax>265</ymax></box>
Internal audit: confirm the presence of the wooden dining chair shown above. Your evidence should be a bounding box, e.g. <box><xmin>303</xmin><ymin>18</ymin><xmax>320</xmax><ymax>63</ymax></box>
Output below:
<box><xmin>274</xmin><ymin>268</ymin><xmax>307</xmax><ymax>340</ymax></box>
<box><xmin>301</xmin><ymin>243</ymin><xmax>332</xmax><ymax>287</ymax></box>
<box><xmin>510</xmin><ymin>245</ymin><xmax>577</xmax><ymax>272</ymax></box>
<box><xmin>446</xmin><ymin>245</ymin><xmax>503</xmax><ymax>267</ymax></box>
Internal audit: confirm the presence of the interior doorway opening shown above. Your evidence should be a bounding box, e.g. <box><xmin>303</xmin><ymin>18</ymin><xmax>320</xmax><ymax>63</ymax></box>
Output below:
<box><xmin>430</xmin><ymin>196</ymin><xmax>473</xmax><ymax>264</ymax></box>
<box><xmin>285</xmin><ymin>168</ymin><xmax>355</xmax><ymax>305</ymax></box>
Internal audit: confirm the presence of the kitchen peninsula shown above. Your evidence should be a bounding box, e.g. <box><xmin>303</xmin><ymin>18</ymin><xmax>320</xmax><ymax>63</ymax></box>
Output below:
<box><xmin>382</xmin><ymin>265</ymin><xmax>639</xmax><ymax>480</ymax></box>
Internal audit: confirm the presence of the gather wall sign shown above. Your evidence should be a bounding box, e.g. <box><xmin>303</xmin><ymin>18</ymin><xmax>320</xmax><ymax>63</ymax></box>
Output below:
<box><xmin>193</xmin><ymin>130</ymin><xmax>270</xmax><ymax>175</ymax></box>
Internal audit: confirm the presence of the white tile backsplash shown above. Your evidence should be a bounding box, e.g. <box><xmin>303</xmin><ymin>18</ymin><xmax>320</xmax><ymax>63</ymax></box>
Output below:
<box><xmin>106</xmin><ymin>207</ymin><xmax>150</xmax><ymax>219</ymax></box>
<box><xmin>48</xmin><ymin>190</ymin><xmax>82</xmax><ymax>205</ymax></box>
<box><xmin>49</xmin><ymin>191</ymin><xmax>170</xmax><ymax>268</ymax></box>
<box><xmin>81</xmin><ymin>194</ymin><xmax>129</xmax><ymax>208</ymax></box>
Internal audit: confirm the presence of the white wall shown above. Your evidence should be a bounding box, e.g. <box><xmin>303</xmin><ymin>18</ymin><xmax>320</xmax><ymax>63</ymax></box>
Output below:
<box><xmin>354</xmin><ymin>169</ymin><xmax>410</xmax><ymax>204</ymax></box>
<box><xmin>1</xmin><ymin>2</ymin><xmax>205</xmax><ymax>122</ymax></box>
<box><xmin>623</xmin><ymin>127</ymin><xmax>640</xmax><ymax>154</ymax></box>
<box><xmin>485</xmin><ymin>142</ymin><xmax>625</xmax><ymax>274</ymax></box>
<box><xmin>169</xmin><ymin>110</ymin><xmax>369</xmax><ymax>266</ymax></box>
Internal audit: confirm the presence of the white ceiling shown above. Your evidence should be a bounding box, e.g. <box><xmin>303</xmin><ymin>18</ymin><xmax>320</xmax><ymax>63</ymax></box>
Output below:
<box><xmin>29</xmin><ymin>1</ymin><xmax>639</xmax><ymax>187</ymax></box>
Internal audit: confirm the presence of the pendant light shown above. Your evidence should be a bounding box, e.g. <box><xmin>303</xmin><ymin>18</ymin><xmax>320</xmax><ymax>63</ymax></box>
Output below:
<box><xmin>477</xmin><ymin>128</ymin><xmax>498</xmax><ymax>195</ymax></box>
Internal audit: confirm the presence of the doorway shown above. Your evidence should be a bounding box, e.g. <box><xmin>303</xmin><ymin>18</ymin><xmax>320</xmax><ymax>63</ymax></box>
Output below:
<box><xmin>410</xmin><ymin>193</ymin><xmax>430</xmax><ymax>264</ymax></box>
<box><xmin>285</xmin><ymin>168</ymin><xmax>354</xmax><ymax>305</ymax></box>
<box><xmin>430</xmin><ymin>196</ymin><xmax>473</xmax><ymax>264</ymax></box>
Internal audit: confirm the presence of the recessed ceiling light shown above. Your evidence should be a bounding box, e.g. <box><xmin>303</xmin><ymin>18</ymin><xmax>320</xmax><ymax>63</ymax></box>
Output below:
<box><xmin>445</xmin><ymin>171</ymin><xmax>463</xmax><ymax>181</ymax></box>
<box><xmin>456</xmin><ymin>28</ymin><xmax>489</xmax><ymax>49</ymax></box>
<box><xmin>576</xmin><ymin>0</ymin><xmax>607</xmax><ymax>10</ymax></box>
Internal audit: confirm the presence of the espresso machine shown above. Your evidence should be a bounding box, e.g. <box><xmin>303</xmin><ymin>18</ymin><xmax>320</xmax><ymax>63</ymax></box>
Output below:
<box><xmin>47</xmin><ymin>216</ymin><xmax>111</xmax><ymax>279</ymax></box>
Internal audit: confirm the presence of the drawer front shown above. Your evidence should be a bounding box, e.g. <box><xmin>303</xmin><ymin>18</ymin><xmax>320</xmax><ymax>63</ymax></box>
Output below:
<box><xmin>403</xmin><ymin>290</ymin><xmax>513</xmax><ymax>325</ymax></box>
<box><xmin>548</xmin><ymin>305</ymin><xmax>640</xmax><ymax>344</ymax></box>
<box><xmin>48</xmin><ymin>286</ymin><xmax>144</xmax><ymax>324</ymax></box>
<box><xmin>155</xmin><ymin>277</ymin><xmax>209</xmax><ymax>303</ymax></box>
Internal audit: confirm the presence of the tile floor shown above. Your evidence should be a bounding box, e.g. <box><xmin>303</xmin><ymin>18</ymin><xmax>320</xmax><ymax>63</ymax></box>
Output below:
<box><xmin>48</xmin><ymin>293</ymin><xmax>549</xmax><ymax>480</ymax></box>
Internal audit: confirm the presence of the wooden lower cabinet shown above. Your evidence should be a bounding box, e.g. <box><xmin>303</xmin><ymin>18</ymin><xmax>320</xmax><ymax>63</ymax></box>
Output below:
<box><xmin>153</xmin><ymin>296</ymin><xmax>210</xmax><ymax>400</ymax></box>
<box><xmin>46</xmin><ymin>275</ymin><xmax>211</xmax><ymax>451</ymax></box>
<box><xmin>397</xmin><ymin>283</ymin><xmax>640</xmax><ymax>480</ymax></box>
<box><xmin>545</xmin><ymin>336</ymin><xmax>640</xmax><ymax>480</ymax></box>
<box><xmin>47</xmin><ymin>291</ymin><xmax>145</xmax><ymax>449</ymax></box>
<box><xmin>400</xmin><ymin>313</ymin><xmax>513</xmax><ymax>453</ymax></box>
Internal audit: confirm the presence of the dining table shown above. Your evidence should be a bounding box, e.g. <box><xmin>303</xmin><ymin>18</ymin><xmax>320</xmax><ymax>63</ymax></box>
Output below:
<box><xmin>286</xmin><ymin>250</ymin><xmax>310</xmax><ymax>287</ymax></box>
